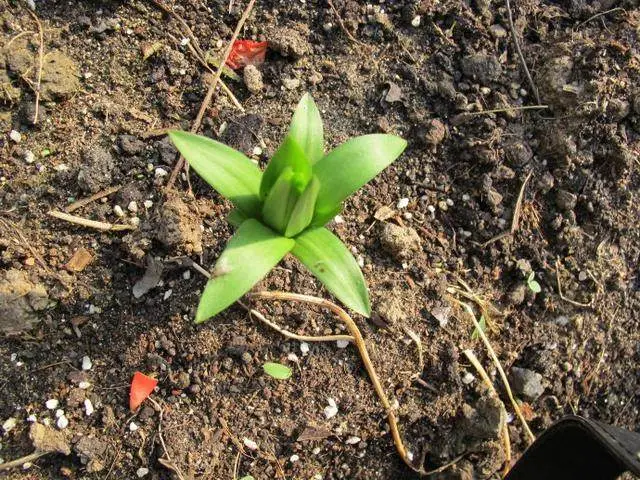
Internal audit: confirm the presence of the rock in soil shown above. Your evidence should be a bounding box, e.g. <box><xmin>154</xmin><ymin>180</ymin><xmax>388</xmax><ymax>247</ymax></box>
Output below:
<box><xmin>0</xmin><ymin>269</ymin><xmax>49</xmax><ymax>334</ymax></box>
<box><xmin>243</xmin><ymin>65</ymin><xmax>264</xmax><ymax>94</ymax></box>
<box><xmin>376</xmin><ymin>290</ymin><xmax>408</xmax><ymax>324</ymax></box>
<box><xmin>268</xmin><ymin>25</ymin><xmax>310</xmax><ymax>58</ymax></box>
<box><xmin>457</xmin><ymin>395</ymin><xmax>505</xmax><ymax>441</ymax></box>
<box><xmin>379</xmin><ymin>223</ymin><xmax>421</xmax><ymax>261</ymax></box>
<box><xmin>556</xmin><ymin>189</ymin><xmax>577</xmax><ymax>211</ymax></box>
<box><xmin>510</xmin><ymin>367</ymin><xmax>545</xmax><ymax>401</ymax></box>
<box><xmin>460</xmin><ymin>53</ymin><xmax>502</xmax><ymax>84</ymax></box>
<box><xmin>538</xmin><ymin>56</ymin><xmax>577</xmax><ymax>110</ymax></box>
<box><xmin>73</xmin><ymin>435</ymin><xmax>109</xmax><ymax>473</ymax></box>
<box><xmin>40</xmin><ymin>51</ymin><xmax>81</xmax><ymax>101</ymax></box>
<box><xmin>30</xmin><ymin>422</ymin><xmax>71</xmax><ymax>455</ymax></box>
<box><xmin>77</xmin><ymin>146</ymin><xmax>116</xmax><ymax>193</ymax></box>
<box><xmin>117</xmin><ymin>134</ymin><xmax>145</xmax><ymax>155</ymax></box>
<box><xmin>155</xmin><ymin>194</ymin><xmax>203</xmax><ymax>254</ymax></box>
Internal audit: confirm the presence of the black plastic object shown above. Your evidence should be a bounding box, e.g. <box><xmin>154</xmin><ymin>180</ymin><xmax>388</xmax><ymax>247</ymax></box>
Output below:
<box><xmin>506</xmin><ymin>415</ymin><xmax>640</xmax><ymax>480</ymax></box>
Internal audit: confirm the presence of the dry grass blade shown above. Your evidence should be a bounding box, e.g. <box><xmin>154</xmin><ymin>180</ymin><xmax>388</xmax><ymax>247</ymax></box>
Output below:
<box><xmin>463</xmin><ymin>349</ymin><xmax>512</xmax><ymax>477</ymax></box>
<box><xmin>48</xmin><ymin>210</ymin><xmax>136</xmax><ymax>231</ymax></box>
<box><xmin>555</xmin><ymin>258</ymin><xmax>593</xmax><ymax>308</ymax></box>
<box><xmin>25</xmin><ymin>9</ymin><xmax>44</xmax><ymax>124</ymax></box>
<box><xmin>65</xmin><ymin>186</ymin><xmax>121</xmax><ymax>213</ymax></box>
<box><xmin>453</xmin><ymin>299</ymin><xmax>535</xmax><ymax>444</ymax></box>
<box><xmin>0</xmin><ymin>451</ymin><xmax>48</xmax><ymax>472</ymax></box>
<box><xmin>505</xmin><ymin>0</ymin><xmax>541</xmax><ymax>104</ymax></box>
<box><xmin>327</xmin><ymin>0</ymin><xmax>368</xmax><ymax>48</ymax></box>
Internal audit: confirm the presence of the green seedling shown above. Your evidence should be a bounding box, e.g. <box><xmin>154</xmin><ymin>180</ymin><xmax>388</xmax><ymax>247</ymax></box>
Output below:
<box><xmin>169</xmin><ymin>93</ymin><xmax>407</xmax><ymax>322</ymax></box>
<box><xmin>262</xmin><ymin>362</ymin><xmax>292</xmax><ymax>380</ymax></box>
<box><xmin>471</xmin><ymin>315</ymin><xmax>487</xmax><ymax>340</ymax></box>
<box><xmin>526</xmin><ymin>272</ymin><xmax>541</xmax><ymax>293</ymax></box>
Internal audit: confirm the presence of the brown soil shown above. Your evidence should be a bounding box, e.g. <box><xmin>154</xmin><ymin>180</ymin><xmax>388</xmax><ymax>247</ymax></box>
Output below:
<box><xmin>1</xmin><ymin>1</ymin><xmax>639</xmax><ymax>479</ymax></box>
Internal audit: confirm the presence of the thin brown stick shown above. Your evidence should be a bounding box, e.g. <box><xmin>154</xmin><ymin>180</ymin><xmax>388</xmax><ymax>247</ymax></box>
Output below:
<box><xmin>0</xmin><ymin>450</ymin><xmax>48</xmax><ymax>471</ymax></box>
<box><xmin>65</xmin><ymin>186</ymin><xmax>121</xmax><ymax>213</ymax></box>
<box><xmin>5</xmin><ymin>30</ymin><xmax>36</xmax><ymax>49</ymax></box>
<box><xmin>48</xmin><ymin>210</ymin><xmax>136</xmax><ymax>231</ymax></box>
<box><xmin>555</xmin><ymin>259</ymin><xmax>592</xmax><ymax>308</ymax></box>
<box><xmin>103</xmin><ymin>444</ymin><xmax>122</xmax><ymax>480</ymax></box>
<box><xmin>505</xmin><ymin>0</ymin><xmax>541</xmax><ymax>104</ymax></box>
<box><xmin>576</xmin><ymin>7</ymin><xmax>626</xmax><ymax>29</ymax></box>
<box><xmin>463</xmin><ymin>349</ymin><xmax>512</xmax><ymax>477</ymax></box>
<box><xmin>25</xmin><ymin>9</ymin><xmax>44</xmax><ymax>125</ymax></box>
<box><xmin>148</xmin><ymin>397</ymin><xmax>186</xmax><ymax>480</ymax></box>
<box><xmin>167</xmin><ymin>0</ymin><xmax>256</xmax><ymax>190</ymax></box>
<box><xmin>453</xmin><ymin>299</ymin><xmax>535</xmax><ymax>443</ymax></box>
<box><xmin>468</xmin><ymin>105</ymin><xmax>548</xmax><ymax>115</ymax></box>
<box><xmin>247</xmin><ymin>291</ymin><xmax>423</xmax><ymax>474</ymax></box>
<box><xmin>327</xmin><ymin>0</ymin><xmax>367</xmax><ymax>47</ymax></box>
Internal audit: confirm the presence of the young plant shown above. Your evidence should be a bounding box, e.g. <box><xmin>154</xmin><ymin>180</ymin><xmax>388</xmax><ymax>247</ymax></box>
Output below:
<box><xmin>169</xmin><ymin>93</ymin><xmax>407</xmax><ymax>322</ymax></box>
<box><xmin>526</xmin><ymin>272</ymin><xmax>541</xmax><ymax>293</ymax></box>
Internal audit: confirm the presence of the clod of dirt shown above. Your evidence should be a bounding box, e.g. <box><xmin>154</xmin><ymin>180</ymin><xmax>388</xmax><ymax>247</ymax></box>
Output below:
<box><xmin>155</xmin><ymin>194</ymin><xmax>203</xmax><ymax>254</ymax></box>
<box><xmin>506</xmin><ymin>283</ymin><xmax>527</xmax><ymax>306</ymax></box>
<box><xmin>510</xmin><ymin>367</ymin><xmax>544</xmax><ymax>401</ymax></box>
<box><xmin>0</xmin><ymin>269</ymin><xmax>49</xmax><ymax>334</ymax></box>
<box><xmin>221</xmin><ymin>114</ymin><xmax>264</xmax><ymax>156</ymax></box>
<box><xmin>268</xmin><ymin>25</ymin><xmax>310</xmax><ymax>58</ymax></box>
<box><xmin>555</xmin><ymin>189</ymin><xmax>577</xmax><ymax>211</ymax></box>
<box><xmin>30</xmin><ymin>423</ymin><xmax>71</xmax><ymax>455</ymax></box>
<box><xmin>77</xmin><ymin>146</ymin><xmax>116</xmax><ymax>193</ymax></box>
<box><xmin>379</xmin><ymin>223</ymin><xmax>421</xmax><ymax>261</ymax></box>
<box><xmin>4</xmin><ymin>37</ymin><xmax>35</xmax><ymax>74</ymax></box>
<box><xmin>243</xmin><ymin>65</ymin><xmax>264</xmax><ymax>94</ymax></box>
<box><xmin>538</xmin><ymin>56</ymin><xmax>578</xmax><ymax>110</ymax></box>
<box><xmin>383</xmin><ymin>82</ymin><xmax>402</xmax><ymax>103</ymax></box>
<box><xmin>40</xmin><ymin>51</ymin><xmax>80</xmax><ymax>101</ymax></box>
<box><xmin>423</xmin><ymin>118</ymin><xmax>446</xmax><ymax>147</ymax></box>
<box><xmin>460</xmin><ymin>53</ymin><xmax>502</xmax><ymax>84</ymax></box>
<box><xmin>503</xmin><ymin>139</ymin><xmax>533</xmax><ymax>167</ymax></box>
<box><xmin>457</xmin><ymin>396</ymin><xmax>505</xmax><ymax>440</ymax></box>
<box><xmin>117</xmin><ymin>134</ymin><xmax>145</xmax><ymax>155</ymax></box>
<box><xmin>73</xmin><ymin>435</ymin><xmax>108</xmax><ymax>473</ymax></box>
<box><xmin>376</xmin><ymin>290</ymin><xmax>408</xmax><ymax>324</ymax></box>
<box><xmin>605</xmin><ymin>98</ymin><xmax>630</xmax><ymax>122</ymax></box>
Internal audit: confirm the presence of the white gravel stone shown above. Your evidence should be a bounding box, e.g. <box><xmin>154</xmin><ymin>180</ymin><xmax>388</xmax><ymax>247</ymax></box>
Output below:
<box><xmin>243</xmin><ymin>438</ymin><xmax>258</xmax><ymax>450</ymax></box>
<box><xmin>396</xmin><ymin>197</ymin><xmax>409</xmax><ymax>209</ymax></box>
<box><xmin>129</xmin><ymin>422</ymin><xmax>139</xmax><ymax>432</ymax></box>
<box><xmin>78</xmin><ymin>381</ymin><xmax>91</xmax><ymax>389</ymax></box>
<box><xmin>334</xmin><ymin>215</ymin><xmax>344</xmax><ymax>224</ymax></box>
<box><xmin>84</xmin><ymin>399</ymin><xmax>94</xmax><ymax>416</ymax></box>
<box><xmin>324</xmin><ymin>398</ymin><xmax>338</xmax><ymax>419</ymax></box>
<box><xmin>127</xmin><ymin>201</ymin><xmax>138</xmax><ymax>213</ymax></box>
<box><xmin>461</xmin><ymin>372</ymin><xmax>475</xmax><ymax>385</ymax></box>
<box><xmin>56</xmin><ymin>415</ymin><xmax>69</xmax><ymax>429</ymax></box>
<box><xmin>143</xmin><ymin>200</ymin><xmax>153</xmax><ymax>209</ymax></box>
<box><xmin>155</xmin><ymin>167</ymin><xmax>168</xmax><ymax>177</ymax></box>
<box><xmin>290</xmin><ymin>454</ymin><xmax>300</xmax><ymax>462</ymax></box>
<box><xmin>411</xmin><ymin>15</ymin><xmax>421</xmax><ymax>27</ymax></box>
<box><xmin>9</xmin><ymin>130</ymin><xmax>22</xmax><ymax>143</ymax></box>
<box><xmin>136</xmin><ymin>467</ymin><xmax>150</xmax><ymax>478</ymax></box>
<box><xmin>336</xmin><ymin>340</ymin><xmax>349</xmax><ymax>349</ymax></box>
<box><xmin>24</xmin><ymin>151</ymin><xmax>35</xmax><ymax>163</ymax></box>
<box><xmin>26</xmin><ymin>414</ymin><xmax>37</xmax><ymax>423</ymax></box>
<box><xmin>45</xmin><ymin>399</ymin><xmax>59</xmax><ymax>410</ymax></box>
<box><xmin>113</xmin><ymin>205</ymin><xmax>125</xmax><ymax>217</ymax></box>
<box><xmin>2</xmin><ymin>418</ymin><xmax>17</xmax><ymax>433</ymax></box>
<box><xmin>81</xmin><ymin>355</ymin><xmax>92</xmax><ymax>371</ymax></box>
<box><xmin>300</xmin><ymin>342</ymin><xmax>310</xmax><ymax>355</ymax></box>
<box><xmin>346</xmin><ymin>436</ymin><xmax>361</xmax><ymax>444</ymax></box>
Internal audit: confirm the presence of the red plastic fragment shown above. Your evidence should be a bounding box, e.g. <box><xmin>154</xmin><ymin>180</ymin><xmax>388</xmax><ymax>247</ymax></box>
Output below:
<box><xmin>129</xmin><ymin>371</ymin><xmax>158</xmax><ymax>411</ymax></box>
<box><xmin>226</xmin><ymin>40</ymin><xmax>268</xmax><ymax>69</ymax></box>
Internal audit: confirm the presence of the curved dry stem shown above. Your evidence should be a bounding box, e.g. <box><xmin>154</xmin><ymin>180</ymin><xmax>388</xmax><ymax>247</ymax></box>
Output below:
<box><xmin>247</xmin><ymin>290</ymin><xmax>422</xmax><ymax>474</ymax></box>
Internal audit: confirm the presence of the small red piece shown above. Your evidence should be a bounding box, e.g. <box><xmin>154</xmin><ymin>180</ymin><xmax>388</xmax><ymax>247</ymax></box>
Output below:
<box><xmin>129</xmin><ymin>371</ymin><xmax>158</xmax><ymax>411</ymax></box>
<box><xmin>226</xmin><ymin>40</ymin><xmax>268</xmax><ymax>69</ymax></box>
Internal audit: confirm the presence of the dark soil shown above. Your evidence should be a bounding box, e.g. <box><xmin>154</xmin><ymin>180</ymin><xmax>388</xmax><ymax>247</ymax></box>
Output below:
<box><xmin>1</xmin><ymin>1</ymin><xmax>639</xmax><ymax>479</ymax></box>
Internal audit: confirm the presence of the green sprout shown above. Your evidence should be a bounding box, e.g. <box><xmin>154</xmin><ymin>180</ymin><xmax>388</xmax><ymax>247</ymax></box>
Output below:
<box><xmin>262</xmin><ymin>362</ymin><xmax>292</xmax><ymax>380</ymax></box>
<box><xmin>526</xmin><ymin>271</ymin><xmax>542</xmax><ymax>293</ymax></box>
<box><xmin>169</xmin><ymin>93</ymin><xmax>407</xmax><ymax>322</ymax></box>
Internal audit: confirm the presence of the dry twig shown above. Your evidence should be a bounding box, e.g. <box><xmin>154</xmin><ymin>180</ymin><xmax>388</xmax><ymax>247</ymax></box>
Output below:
<box><xmin>65</xmin><ymin>186</ymin><xmax>121</xmax><ymax>213</ymax></box>
<box><xmin>576</xmin><ymin>7</ymin><xmax>626</xmax><ymax>29</ymax></box>
<box><xmin>0</xmin><ymin>451</ymin><xmax>49</xmax><ymax>472</ymax></box>
<box><xmin>147</xmin><ymin>397</ymin><xmax>187</xmax><ymax>480</ymax></box>
<box><xmin>327</xmin><ymin>0</ymin><xmax>368</xmax><ymax>48</ymax></box>
<box><xmin>25</xmin><ymin>9</ymin><xmax>44</xmax><ymax>125</ymax></box>
<box><xmin>505</xmin><ymin>0</ymin><xmax>541</xmax><ymax>104</ymax></box>
<box><xmin>167</xmin><ymin>0</ymin><xmax>256</xmax><ymax>190</ymax></box>
<box><xmin>48</xmin><ymin>210</ymin><xmax>136</xmax><ymax>232</ymax></box>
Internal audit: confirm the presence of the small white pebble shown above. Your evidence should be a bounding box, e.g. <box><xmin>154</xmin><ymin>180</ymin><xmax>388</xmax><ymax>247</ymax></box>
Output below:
<box><xmin>137</xmin><ymin>467</ymin><xmax>150</xmax><ymax>478</ymax></box>
<box><xmin>81</xmin><ymin>355</ymin><xmax>92</xmax><ymax>371</ymax></box>
<box><xmin>461</xmin><ymin>372</ymin><xmax>475</xmax><ymax>385</ymax></box>
<box><xmin>83</xmin><ymin>72</ymin><xmax>93</xmax><ymax>79</ymax></box>
<box><xmin>146</xmin><ymin>163</ymin><xmax>154</xmax><ymax>172</ymax></box>
<box><xmin>129</xmin><ymin>217</ymin><xmax>140</xmax><ymax>227</ymax></box>
<box><xmin>411</xmin><ymin>15</ymin><xmax>421</xmax><ymax>27</ymax></box>
<box><xmin>324</xmin><ymin>398</ymin><xmax>338</xmax><ymax>419</ymax></box>
<box><xmin>336</xmin><ymin>340</ymin><xmax>350</xmax><ymax>349</ymax></box>
<box><xmin>180</xmin><ymin>37</ymin><xmax>190</xmax><ymax>46</ymax></box>
<box><xmin>163</xmin><ymin>289</ymin><xmax>172</xmax><ymax>300</ymax></box>
<box><xmin>9</xmin><ymin>130</ymin><xmax>22</xmax><ymax>143</ymax></box>
<box><xmin>287</xmin><ymin>353</ymin><xmax>299</xmax><ymax>362</ymax></box>
<box><xmin>143</xmin><ymin>200</ymin><xmax>153</xmax><ymax>209</ymax></box>
<box><xmin>24</xmin><ymin>151</ymin><xmax>35</xmax><ymax>164</ymax></box>
<box><xmin>446</xmin><ymin>198</ymin><xmax>454</xmax><ymax>206</ymax></box>
<box><xmin>334</xmin><ymin>215</ymin><xmax>345</xmax><ymax>224</ymax></box>
<box><xmin>129</xmin><ymin>422</ymin><xmax>139</xmax><ymax>432</ymax></box>
<box><xmin>45</xmin><ymin>399</ymin><xmax>59</xmax><ymax>410</ymax></box>
<box><xmin>290</xmin><ymin>454</ymin><xmax>300</xmax><ymax>462</ymax></box>
<box><xmin>300</xmin><ymin>342</ymin><xmax>310</xmax><ymax>355</ymax></box>
<box><xmin>127</xmin><ymin>201</ymin><xmax>138</xmax><ymax>213</ymax></box>
<box><xmin>113</xmin><ymin>205</ymin><xmax>125</xmax><ymax>217</ymax></box>
<box><xmin>26</xmin><ymin>414</ymin><xmax>37</xmax><ymax>423</ymax></box>
<box><xmin>84</xmin><ymin>399</ymin><xmax>94</xmax><ymax>416</ymax></box>
<box><xmin>53</xmin><ymin>164</ymin><xmax>69</xmax><ymax>172</ymax></box>
<box><xmin>10</xmin><ymin>353</ymin><xmax>16</xmax><ymax>362</ymax></box>
<box><xmin>406</xmin><ymin>451</ymin><xmax>414</xmax><ymax>462</ymax></box>
<box><xmin>357</xmin><ymin>256</ymin><xmax>364</xmax><ymax>268</ymax></box>
<box><xmin>346</xmin><ymin>436</ymin><xmax>361</xmax><ymax>444</ymax></box>
<box><xmin>55</xmin><ymin>409</ymin><xmax>64</xmax><ymax>418</ymax></box>
<box><xmin>427</xmin><ymin>205</ymin><xmax>436</xmax><ymax>214</ymax></box>
<box><xmin>391</xmin><ymin>398</ymin><xmax>400</xmax><ymax>409</ymax></box>
<box><xmin>462</xmin><ymin>194</ymin><xmax>470</xmax><ymax>202</ymax></box>
<box><xmin>22</xmin><ymin>462</ymin><xmax>33</xmax><ymax>469</ymax></box>
<box><xmin>78</xmin><ymin>381</ymin><xmax>91</xmax><ymax>389</ymax></box>
<box><xmin>155</xmin><ymin>167</ymin><xmax>168</xmax><ymax>178</ymax></box>
<box><xmin>182</xmin><ymin>270</ymin><xmax>191</xmax><ymax>280</ymax></box>
<box><xmin>396</xmin><ymin>197</ymin><xmax>409</xmax><ymax>209</ymax></box>
<box><xmin>252</xmin><ymin>146</ymin><xmax>263</xmax><ymax>156</ymax></box>
<box><xmin>480</xmin><ymin>87</ymin><xmax>491</xmax><ymax>95</ymax></box>
<box><xmin>2</xmin><ymin>418</ymin><xmax>17</xmax><ymax>433</ymax></box>
<box><xmin>56</xmin><ymin>415</ymin><xmax>69</xmax><ymax>429</ymax></box>
<box><xmin>42</xmin><ymin>418</ymin><xmax>50</xmax><ymax>426</ymax></box>
<box><xmin>243</xmin><ymin>438</ymin><xmax>258</xmax><ymax>450</ymax></box>
<box><xmin>312</xmin><ymin>447</ymin><xmax>321</xmax><ymax>455</ymax></box>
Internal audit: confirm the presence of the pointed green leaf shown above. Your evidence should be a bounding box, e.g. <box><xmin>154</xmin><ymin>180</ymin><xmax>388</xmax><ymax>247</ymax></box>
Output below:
<box><xmin>227</xmin><ymin>208</ymin><xmax>247</xmax><ymax>228</ymax></box>
<box><xmin>292</xmin><ymin>227</ymin><xmax>370</xmax><ymax>317</ymax></box>
<box><xmin>168</xmin><ymin>131</ymin><xmax>262</xmax><ymax>216</ymax></box>
<box><xmin>263</xmin><ymin>362</ymin><xmax>292</xmax><ymax>380</ymax></box>
<box><xmin>310</xmin><ymin>202</ymin><xmax>343</xmax><ymax>228</ymax></box>
<box><xmin>260</xmin><ymin>136</ymin><xmax>312</xmax><ymax>199</ymax></box>
<box><xmin>261</xmin><ymin>167</ymin><xmax>300</xmax><ymax>234</ymax></box>
<box><xmin>313</xmin><ymin>134</ymin><xmax>407</xmax><ymax>223</ymax></box>
<box><xmin>285</xmin><ymin>176</ymin><xmax>320</xmax><ymax>237</ymax></box>
<box><xmin>195</xmin><ymin>219</ymin><xmax>294</xmax><ymax>322</ymax></box>
<box><xmin>289</xmin><ymin>93</ymin><xmax>324</xmax><ymax>164</ymax></box>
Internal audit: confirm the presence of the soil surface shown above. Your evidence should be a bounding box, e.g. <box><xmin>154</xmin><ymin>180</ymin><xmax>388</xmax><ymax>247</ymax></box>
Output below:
<box><xmin>1</xmin><ymin>1</ymin><xmax>639</xmax><ymax>479</ymax></box>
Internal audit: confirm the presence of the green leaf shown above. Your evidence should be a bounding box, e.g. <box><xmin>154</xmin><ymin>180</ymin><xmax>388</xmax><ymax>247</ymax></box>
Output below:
<box><xmin>285</xmin><ymin>176</ymin><xmax>320</xmax><ymax>237</ymax></box>
<box><xmin>292</xmin><ymin>227</ymin><xmax>370</xmax><ymax>317</ymax></box>
<box><xmin>168</xmin><ymin>131</ymin><xmax>262</xmax><ymax>217</ymax></box>
<box><xmin>313</xmin><ymin>134</ymin><xmax>407</xmax><ymax>223</ymax></box>
<box><xmin>471</xmin><ymin>315</ymin><xmax>487</xmax><ymax>340</ymax></box>
<box><xmin>261</xmin><ymin>167</ymin><xmax>300</xmax><ymax>234</ymax></box>
<box><xmin>289</xmin><ymin>93</ymin><xmax>324</xmax><ymax>165</ymax></box>
<box><xmin>195</xmin><ymin>219</ymin><xmax>294</xmax><ymax>322</ymax></box>
<box><xmin>239</xmin><ymin>476</ymin><xmax>255</xmax><ymax>480</ymax></box>
<box><xmin>260</xmin><ymin>136</ymin><xmax>312</xmax><ymax>200</ymax></box>
<box><xmin>528</xmin><ymin>280</ymin><xmax>542</xmax><ymax>293</ymax></box>
<box><xmin>310</xmin><ymin>203</ymin><xmax>343</xmax><ymax>228</ymax></box>
<box><xmin>263</xmin><ymin>362</ymin><xmax>292</xmax><ymax>380</ymax></box>
<box><xmin>527</xmin><ymin>271</ymin><xmax>535</xmax><ymax>282</ymax></box>
<box><xmin>227</xmin><ymin>208</ymin><xmax>247</xmax><ymax>228</ymax></box>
